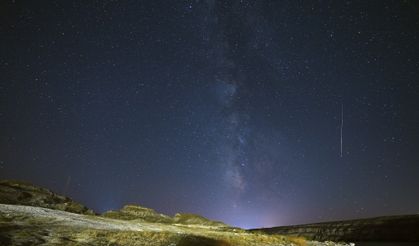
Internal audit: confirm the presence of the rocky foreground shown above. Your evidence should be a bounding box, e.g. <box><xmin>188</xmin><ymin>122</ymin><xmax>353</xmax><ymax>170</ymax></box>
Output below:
<box><xmin>0</xmin><ymin>180</ymin><xmax>351</xmax><ymax>246</ymax></box>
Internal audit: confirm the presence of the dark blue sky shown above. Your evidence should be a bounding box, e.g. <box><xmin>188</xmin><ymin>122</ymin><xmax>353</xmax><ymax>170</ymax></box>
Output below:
<box><xmin>1</xmin><ymin>0</ymin><xmax>419</xmax><ymax>228</ymax></box>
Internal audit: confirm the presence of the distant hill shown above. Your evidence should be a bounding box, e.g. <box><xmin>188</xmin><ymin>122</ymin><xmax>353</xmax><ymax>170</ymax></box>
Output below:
<box><xmin>102</xmin><ymin>204</ymin><xmax>173</xmax><ymax>223</ymax></box>
<box><xmin>173</xmin><ymin>213</ymin><xmax>228</xmax><ymax>227</ymax></box>
<box><xmin>102</xmin><ymin>205</ymin><xmax>228</xmax><ymax>227</ymax></box>
<box><xmin>251</xmin><ymin>215</ymin><xmax>419</xmax><ymax>243</ymax></box>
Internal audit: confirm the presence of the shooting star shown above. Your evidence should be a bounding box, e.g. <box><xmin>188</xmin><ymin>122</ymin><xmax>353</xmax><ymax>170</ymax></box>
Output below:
<box><xmin>340</xmin><ymin>103</ymin><xmax>344</xmax><ymax>158</ymax></box>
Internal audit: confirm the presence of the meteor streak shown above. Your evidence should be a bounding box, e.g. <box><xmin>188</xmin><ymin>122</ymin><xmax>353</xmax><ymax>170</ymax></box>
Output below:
<box><xmin>340</xmin><ymin>103</ymin><xmax>344</xmax><ymax>158</ymax></box>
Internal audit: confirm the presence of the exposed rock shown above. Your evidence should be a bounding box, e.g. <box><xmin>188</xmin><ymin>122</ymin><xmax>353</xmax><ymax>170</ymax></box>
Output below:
<box><xmin>173</xmin><ymin>213</ymin><xmax>228</xmax><ymax>227</ymax></box>
<box><xmin>0</xmin><ymin>180</ymin><xmax>94</xmax><ymax>215</ymax></box>
<box><xmin>251</xmin><ymin>215</ymin><xmax>419</xmax><ymax>243</ymax></box>
<box><xmin>103</xmin><ymin>206</ymin><xmax>229</xmax><ymax>227</ymax></box>
<box><xmin>102</xmin><ymin>204</ymin><xmax>173</xmax><ymax>223</ymax></box>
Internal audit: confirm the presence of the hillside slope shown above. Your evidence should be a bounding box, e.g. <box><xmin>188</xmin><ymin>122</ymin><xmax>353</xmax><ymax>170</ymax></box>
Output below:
<box><xmin>0</xmin><ymin>180</ymin><xmax>355</xmax><ymax>245</ymax></box>
<box><xmin>0</xmin><ymin>180</ymin><xmax>93</xmax><ymax>215</ymax></box>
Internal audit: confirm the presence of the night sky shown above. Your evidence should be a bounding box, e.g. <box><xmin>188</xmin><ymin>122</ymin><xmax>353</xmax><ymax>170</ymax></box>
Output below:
<box><xmin>1</xmin><ymin>1</ymin><xmax>419</xmax><ymax>229</ymax></box>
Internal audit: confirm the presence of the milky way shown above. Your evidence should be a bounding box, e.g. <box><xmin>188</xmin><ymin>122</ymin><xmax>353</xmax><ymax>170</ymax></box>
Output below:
<box><xmin>1</xmin><ymin>1</ymin><xmax>419</xmax><ymax>228</ymax></box>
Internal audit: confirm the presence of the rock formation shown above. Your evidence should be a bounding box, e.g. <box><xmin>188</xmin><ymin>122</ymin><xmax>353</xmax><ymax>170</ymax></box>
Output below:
<box><xmin>0</xmin><ymin>180</ymin><xmax>353</xmax><ymax>245</ymax></box>
<box><xmin>102</xmin><ymin>204</ymin><xmax>173</xmax><ymax>223</ymax></box>
<box><xmin>0</xmin><ymin>180</ymin><xmax>93</xmax><ymax>215</ymax></box>
<box><xmin>251</xmin><ymin>215</ymin><xmax>419</xmax><ymax>243</ymax></box>
<box><xmin>173</xmin><ymin>213</ymin><xmax>228</xmax><ymax>227</ymax></box>
<box><xmin>103</xmin><ymin>205</ymin><xmax>228</xmax><ymax>227</ymax></box>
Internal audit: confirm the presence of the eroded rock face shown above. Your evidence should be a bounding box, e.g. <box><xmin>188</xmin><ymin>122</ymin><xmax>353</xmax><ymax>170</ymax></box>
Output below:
<box><xmin>173</xmin><ymin>213</ymin><xmax>228</xmax><ymax>227</ymax></box>
<box><xmin>102</xmin><ymin>206</ymin><xmax>228</xmax><ymax>227</ymax></box>
<box><xmin>102</xmin><ymin>204</ymin><xmax>173</xmax><ymax>223</ymax></box>
<box><xmin>0</xmin><ymin>180</ymin><xmax>94</xmax><ymax>215</ymax></box>
<box><xmin>251</xmin><ymin>215</ymin><xmax>419</xmax><ymax>242</ymax></box>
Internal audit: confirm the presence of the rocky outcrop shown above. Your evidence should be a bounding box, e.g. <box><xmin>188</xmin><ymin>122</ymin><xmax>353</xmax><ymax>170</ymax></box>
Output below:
<box><xmin>0</xmin><ymin>180</ymin><xmax>94</xmax><ymax>215</ymax></box>
<box><xmin>103</xmin><ymin>205</ymin><xmax>228</xmax><ymax>227</ymax></box>
<box><xmin>251</xmin><ymin>215</ymin><xmax>419</xmax><ymax>242</ymax></box>
<box><xmin>173</xmin><ymin>213</ymin><xmax>228</xmax><ymax>227</ymax></box>
<box><xmin>102</xmin><ymin>204</ymin><xmax>173</xmax><ymax>223</ymax></box>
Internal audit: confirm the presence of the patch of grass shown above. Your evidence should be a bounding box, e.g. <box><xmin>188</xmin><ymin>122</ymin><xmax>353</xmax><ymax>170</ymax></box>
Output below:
<box><xmin>288</xmin><ymin>236</ymin><xmax>307</xmax><ymax>246</ymax></box>
<box><xmin>177</xmin><ymin>235</ymin><xmax>230</xmax><ymax>246</ymax></box>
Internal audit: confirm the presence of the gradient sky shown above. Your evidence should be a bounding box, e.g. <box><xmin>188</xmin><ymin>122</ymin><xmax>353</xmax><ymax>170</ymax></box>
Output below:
<box><xmin>1</xmin><ymin>1</ymin><xmax>419</xmax><ymax>229</ymax></box>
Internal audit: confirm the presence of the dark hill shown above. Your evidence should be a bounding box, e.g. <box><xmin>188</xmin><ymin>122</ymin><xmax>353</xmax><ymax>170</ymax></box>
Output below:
<box><xmin>251</xmin><ymin>215</ymin><xmax>419</xmax><ymax>243</ymax></box>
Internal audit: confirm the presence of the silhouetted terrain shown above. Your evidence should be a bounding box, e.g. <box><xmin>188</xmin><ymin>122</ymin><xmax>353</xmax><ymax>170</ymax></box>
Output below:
<box><xmin>251</xmin><ymin>215</ymin><xmax>419</xmax><ymax>243</ymax></box>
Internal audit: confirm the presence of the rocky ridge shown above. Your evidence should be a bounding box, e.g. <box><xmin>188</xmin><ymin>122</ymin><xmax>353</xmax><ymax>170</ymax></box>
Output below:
<box><xmin>0</xmin><ymin>180</ymin><xmax>93</xmax><ymax>215</ymax></box>
<box><xmin>0</xmin><ymin>180</ymin><xmax>352</xmax><ymax>246</ymax></box>
<box><xmin>103</xmin><ymin>205</ymin><xmax>228</xmax><ymax>227</ymax></box>
<box><xmin>102</xmin><ymin>204</ymin><xmax>173</xmax><ymax>223</ymax></box>
<box><xmin>251</xmin><ymin>215</ymin><xmax>419</xmax><ymax>243</ymax></box>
